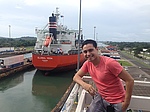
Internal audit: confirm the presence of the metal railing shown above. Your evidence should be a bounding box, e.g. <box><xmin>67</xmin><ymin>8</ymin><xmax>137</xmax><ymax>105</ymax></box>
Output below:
<box><xmin>61</xmin><ymin>76</ymin><xmax>150</xmax><ymax>112</ymax></box>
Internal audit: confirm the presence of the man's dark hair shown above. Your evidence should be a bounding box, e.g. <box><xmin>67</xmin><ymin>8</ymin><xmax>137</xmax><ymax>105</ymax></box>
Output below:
<box><xmin>81</xmin><ymin>39</ymin><xmax>97</xmax><ymax>48</ymax></box>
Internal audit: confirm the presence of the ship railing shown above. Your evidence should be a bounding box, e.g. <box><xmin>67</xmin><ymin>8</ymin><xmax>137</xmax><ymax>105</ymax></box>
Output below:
<box><xmin>60</xmin><ymin>76</ymin><xmax>150</xmax><ymax>112</ymax></box>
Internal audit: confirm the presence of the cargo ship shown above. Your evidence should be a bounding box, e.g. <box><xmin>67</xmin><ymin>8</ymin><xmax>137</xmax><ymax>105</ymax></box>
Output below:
<box><xmin>32</xmin><ymin>8</ymin><xmax>85</xmax><ymax>72</ymax></box>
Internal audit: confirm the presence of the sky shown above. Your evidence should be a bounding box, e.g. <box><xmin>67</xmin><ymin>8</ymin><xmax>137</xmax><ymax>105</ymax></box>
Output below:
<box><xmin>0</xmin><ymin>0</ymin><xmax>150</xmax><ymax>42</ymax></box>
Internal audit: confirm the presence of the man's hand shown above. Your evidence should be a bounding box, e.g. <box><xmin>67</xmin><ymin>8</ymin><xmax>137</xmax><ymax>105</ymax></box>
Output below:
<box><xmin>83</xmin><ymin>83</ymin><xmax>96</xmax><ymax>96</ymax></box>
<box><xmin>122</xmin><ymin>101</ymin><xmax>130</xmax><ymax>112</ymax></box>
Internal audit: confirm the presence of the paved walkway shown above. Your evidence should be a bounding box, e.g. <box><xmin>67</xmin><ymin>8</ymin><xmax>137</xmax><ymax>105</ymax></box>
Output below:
<box><xmin>120</xmin><ymin>51</ymin><xmax>150</xmax><ymax>98</ymax></box>
<box><xmin>127</xmin><ymin>66</ymin><xmax>150</xmax><ymax>97</ymax></box>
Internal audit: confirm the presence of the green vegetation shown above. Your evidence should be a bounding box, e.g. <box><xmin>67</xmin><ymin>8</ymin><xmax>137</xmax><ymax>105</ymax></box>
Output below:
<box><xmin>105</xmin><ymin>41</ymin><xmax>150</xmax><ymax>51</ymax></box>
<box><xmin>25</xmin><ymin>46</ymin><xmax>34</xmax><ymax>51</ymax></box>
<box><xmin>104</xmin><ymin>41</ymin><xmax>150</xmax><ymax>59</ymax></box>
<box><xmin>0</xmin><ymin>37</ymin><xmax>36</xmax><ymax>47</ymax></box>
<box><xmin>118</xmin><ymin>60</ymin><xmax>132</xmax><ymax>66</ymax></box>
<box><xmin>121</xmin><ymin>51</ymin><xmax>150</xmax><ymax>68</ymax></box>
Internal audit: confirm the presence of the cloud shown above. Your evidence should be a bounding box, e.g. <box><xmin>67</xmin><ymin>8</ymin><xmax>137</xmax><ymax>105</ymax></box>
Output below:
<box><xmin>15</xmin><ymin>5</ymin><xmax>22</xmax><ymax>9</ymax></box>
<box><xmin>0</xmin><ymin>0</ymin><xmax>150</xmax><ymax>42</ymax></box>
<box><xmin>143</xmin><ymin>29</ymin><xmax>150</xmax><ymax>33</ymax></box>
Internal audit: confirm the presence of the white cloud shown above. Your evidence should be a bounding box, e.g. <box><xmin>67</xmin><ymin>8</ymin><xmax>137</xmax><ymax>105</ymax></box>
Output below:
<box><xmin>15</xmin><ymin>4</ymin><xmax>22</xmax><ymax>9</ymax></box>
<box><xmin>142</xmin><ymin>29</ymin><xmax>150</xmax><ymax>35</ymax></box>
<box><xmin>24</xmin><ymin>0</ymin><xmax>43</xmax><ymax>6</ymax></box>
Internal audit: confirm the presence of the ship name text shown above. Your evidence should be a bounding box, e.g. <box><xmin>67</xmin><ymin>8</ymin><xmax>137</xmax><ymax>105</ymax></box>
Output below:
<box><xmin>37</xmin><ymin>57</ymin><xmax>53</xmax><ymax>60</ymax></box>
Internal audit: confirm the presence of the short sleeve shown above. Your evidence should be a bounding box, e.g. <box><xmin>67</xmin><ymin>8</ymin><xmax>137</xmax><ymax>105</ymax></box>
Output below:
<box><xmin>81</xmin><ymin>61</ymin><xmax>88</xmax><ymax>73</ymax></box>
<box><xmin>107</xmin><ymin>58</ymin><xmax>123</xmax><ymax>77</ymax></box>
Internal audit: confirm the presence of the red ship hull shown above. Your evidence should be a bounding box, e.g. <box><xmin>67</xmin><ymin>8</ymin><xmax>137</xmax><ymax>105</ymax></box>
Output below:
<box><xmin>32</xmin><ymin>53</ymin><xmax>85</xmax><ymax>72</ymax></box>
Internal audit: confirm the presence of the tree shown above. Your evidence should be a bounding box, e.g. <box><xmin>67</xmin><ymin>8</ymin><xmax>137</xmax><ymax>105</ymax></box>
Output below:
<box><xmin>0</xmin><ymin>37</ymin><xmax>36</xmax><ymax>47</ymax></box>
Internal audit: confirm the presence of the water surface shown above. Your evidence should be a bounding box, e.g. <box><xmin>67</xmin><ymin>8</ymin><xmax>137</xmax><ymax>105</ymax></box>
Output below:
<box><xmin>0</xmin><ymin>69</ymin><xmax>75</xmax><ymax>112</ymax></box>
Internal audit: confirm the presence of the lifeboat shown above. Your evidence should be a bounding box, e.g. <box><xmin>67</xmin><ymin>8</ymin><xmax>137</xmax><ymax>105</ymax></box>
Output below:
<box><xmin>44</xmin><ymin>36</ymin><xmax>52</xmax><ymax>47</ymax></box>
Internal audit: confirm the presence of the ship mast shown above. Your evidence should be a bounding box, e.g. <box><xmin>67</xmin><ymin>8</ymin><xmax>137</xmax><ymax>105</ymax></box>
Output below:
<box><xmin>55</xmin><ymin>7</ymin><xmax>60</xmax><ymax>27</ymax></box>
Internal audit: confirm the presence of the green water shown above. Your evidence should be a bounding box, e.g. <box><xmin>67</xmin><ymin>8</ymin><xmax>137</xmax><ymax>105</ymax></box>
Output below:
<box><xmin>0</xmin><ymin>69</ymin><xmax>75</xmax><ymax>112</ymax></box>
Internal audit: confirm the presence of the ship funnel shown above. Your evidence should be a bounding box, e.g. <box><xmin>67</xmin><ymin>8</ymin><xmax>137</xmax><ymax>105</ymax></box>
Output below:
<box><xmin>49</xmin><ymin>14</ymin><xmax>57</xmax><ymax>40</ymax></box>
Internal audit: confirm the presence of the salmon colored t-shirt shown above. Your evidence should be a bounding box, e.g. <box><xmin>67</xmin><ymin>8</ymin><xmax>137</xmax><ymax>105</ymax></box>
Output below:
<box><xmin>81</xmin><ymin>56</ymin><xmax>125</xmax><ymax>104</ymax></box>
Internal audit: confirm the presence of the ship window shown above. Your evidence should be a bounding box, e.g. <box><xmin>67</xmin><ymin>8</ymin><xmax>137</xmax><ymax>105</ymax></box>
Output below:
<box><xmin>57</xmin><ymin>31</ymin><xmax>60</xmax><ymax>34</ymax></box>
<box><xmin>61</xmin><ymin>31</ymin><xmax>66</xmax><ymax>34</ymax></box>
<box><xmin>0</xmin><ymin>59</ymin><xmax>4</xmax><ymax>65</ymax></box>
<box><xmin>69</xmin><ymin>32</ymin><xmax>74</xmax><ymax>35</ymax></box>
<box><xmin>60</xmin><ymin>40</ymin><xmax>71</xmax><ymax>44</ymax></box>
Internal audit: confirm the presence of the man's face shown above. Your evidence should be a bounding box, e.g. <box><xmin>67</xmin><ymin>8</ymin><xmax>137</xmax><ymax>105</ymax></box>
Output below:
<box><xmin>82</xmin><ymin>44</ymin><xmax>98</xmax><ymax>62</ymax></box>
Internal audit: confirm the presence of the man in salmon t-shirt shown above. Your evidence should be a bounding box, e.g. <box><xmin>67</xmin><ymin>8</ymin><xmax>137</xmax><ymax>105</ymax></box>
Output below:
<box><xmin>73</xmin><ymin>39</ymin><xmax>134</xmax><ymax>112</ymax></box>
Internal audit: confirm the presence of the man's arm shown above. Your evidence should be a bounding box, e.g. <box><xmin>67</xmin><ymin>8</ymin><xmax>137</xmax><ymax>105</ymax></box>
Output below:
<box><xmin>73</xmin><ymin>69</ymin><xmax>96</xmax><ymax>96</ymax></box>
<box><xmin>119</xmin><ymin>69</ymin><xmax>134</xmax><ymax>111</ymax></box>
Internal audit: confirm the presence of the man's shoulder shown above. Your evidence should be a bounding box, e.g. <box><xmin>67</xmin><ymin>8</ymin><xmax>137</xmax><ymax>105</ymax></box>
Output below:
<box><xmin>84</xmin><ymin>60</ymin><xmax>91</xmax><ymax>65</ymax></box>
<box><xmin>83</xmin><ymin>60</ymin><xmax>94</xmax><ymax>67</ymax></box>
<box><xmin>101</xmin><ymin>55</ymin><xmax>115</xmax><ymax>61</ymax></box>
<box><xmin>100</xmin><ymin>56</ymin><xmax>117</xmax><ymax>65</ymax></box>
<box><xmin>100</xmin><ymin>56</ymin><xmax>111</xmax><ymax>61</ymax></box>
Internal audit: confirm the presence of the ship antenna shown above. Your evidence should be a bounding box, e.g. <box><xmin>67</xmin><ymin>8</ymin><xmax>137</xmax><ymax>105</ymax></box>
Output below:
<box><xmin>55</xmin><ymin>7</ymin><xmax>60</xmax><ymax>26</ymax></box>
